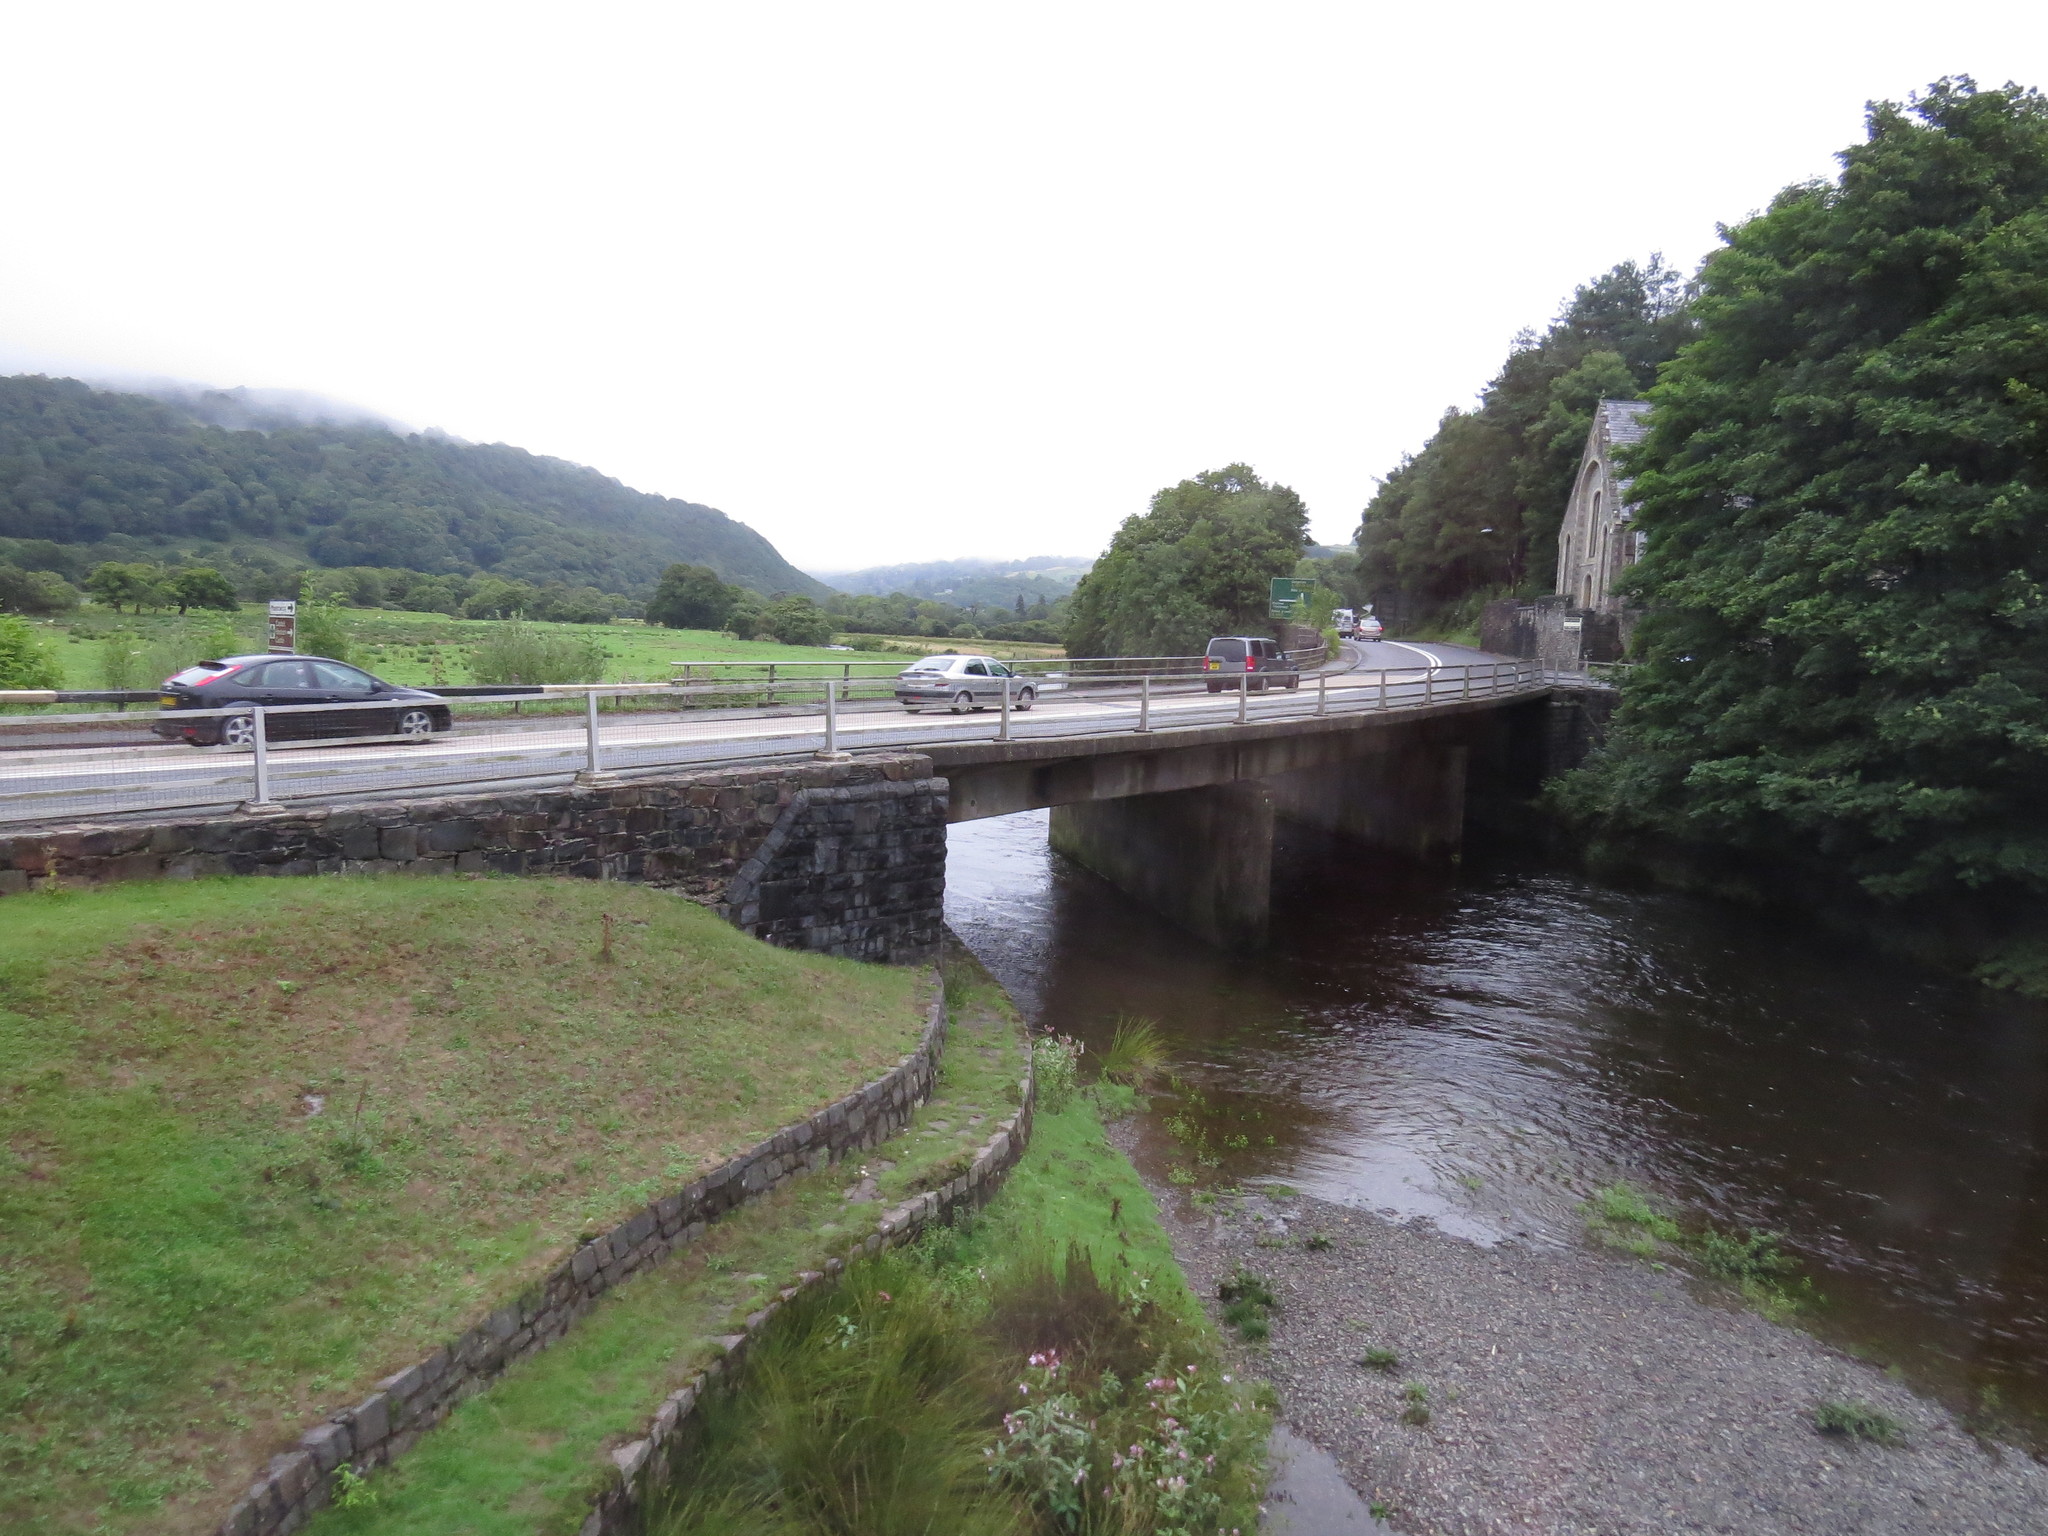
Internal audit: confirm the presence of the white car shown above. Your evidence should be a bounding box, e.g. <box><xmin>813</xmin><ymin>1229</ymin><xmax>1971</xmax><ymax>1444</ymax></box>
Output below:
<box><xmin>893</xmin><ymin>654</ymin><xmax>1037</xmax><ymax>713</ymax></box>
<box><xmin>1353</xmin><ymin>615</ymin><xmax>1385</xmax><ymax>642</ymax></box>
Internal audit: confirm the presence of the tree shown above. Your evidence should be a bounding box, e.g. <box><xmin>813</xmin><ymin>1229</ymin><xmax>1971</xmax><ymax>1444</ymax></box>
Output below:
<box><xmin>0</xmin><ymin>564</ymin><xmax>80</xmax><ymax>615</ymax></box>
<box><xmin>762</xmin><ymin>595</ymin><xmax>836</xmax><ymax>647</ymax></box>
<box><xmin>0</xmin><ymin>613</ymin><xmax>62</xmax><ymax>689</ymax></box>
<box><xmin>169</xmin><ymin>566</ymin><xmax>240</xmax><ymax>613</ymax></box>
<box><xmin>84</xmin><ymin>561</ymin><xmax>170</xmax><ymax>613</ymax></box>
<box><xmin>1556</xmin><ymin>80</ymin><xmax>2048</xmax><ymax>952</ymax></box>
<box><xmin>1357</xmin><ymin>260</ymin><xmax>1693</xmax><ymax>625</ymax></box>
<box><xmin>1065</xmin><ymin>465</ymin><xmax>1307</xmax><ymax>657</ymax></box>
<box><xmin>645</xmin><ymin>563</ymin><xmax>738</xmax><ymax>630</ymax></box>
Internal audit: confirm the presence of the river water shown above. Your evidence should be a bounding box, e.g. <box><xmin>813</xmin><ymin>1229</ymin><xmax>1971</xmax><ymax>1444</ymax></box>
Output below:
<box><xmin>944</xmin><ymin>810</ymin><xmax>2048</xmax><ymax>1442</ymax></box>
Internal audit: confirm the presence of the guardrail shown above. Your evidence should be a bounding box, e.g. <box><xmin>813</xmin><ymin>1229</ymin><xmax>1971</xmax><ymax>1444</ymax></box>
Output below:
<box><xmin>0</xmin><ymin>659</ymin><xmax>1552</xmax><ymax>828</ymax></box>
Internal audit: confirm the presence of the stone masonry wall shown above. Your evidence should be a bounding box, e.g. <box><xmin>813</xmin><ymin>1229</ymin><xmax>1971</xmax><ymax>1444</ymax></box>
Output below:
<box><xmin>0</xmin><ymin>754</ymin><xmax>947</xmax><ymax>965</ymax></box>
<box><xmin>218</xmin><ymin>988</ymin><xmax>953</xmax><ymax>1536</ymax></box>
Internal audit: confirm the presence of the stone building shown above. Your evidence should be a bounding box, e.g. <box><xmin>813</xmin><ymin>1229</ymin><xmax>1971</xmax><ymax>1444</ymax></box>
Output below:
<box><xmin>1555</xmin><ymin>399</ymin><xmax>1651</xmax><ymax>612</ymax></box>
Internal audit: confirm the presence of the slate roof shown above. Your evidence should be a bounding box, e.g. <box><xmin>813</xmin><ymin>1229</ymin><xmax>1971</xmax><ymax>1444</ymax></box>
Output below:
<box><xmin>1601</xmin><ymin>399</ymin><xmax>1652</xmax><ymax>446</ymax></box>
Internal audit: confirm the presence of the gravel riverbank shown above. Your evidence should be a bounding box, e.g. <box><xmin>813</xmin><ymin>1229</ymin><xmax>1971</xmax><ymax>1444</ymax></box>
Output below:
<box><xmin>1112</xmin><ymin>1126</ymin><xmax>2048</xmax><ymax>1536</ymax></box>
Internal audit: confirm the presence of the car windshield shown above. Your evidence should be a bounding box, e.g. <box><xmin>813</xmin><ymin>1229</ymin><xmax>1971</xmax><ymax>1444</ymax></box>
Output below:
<box><xmin>1206</xmin><ymin>639</ymin><xmax>1247</xmax><ymax>661</ymax></box>
<box><xmin>906</xmin><ymin>657</ymin><xmax>958</xmax><ymax>672</ymax></box>
<box><xmin>166</xmin><ymin>662</ymin><xmax>235</xmax><ymax>686</ymax></box>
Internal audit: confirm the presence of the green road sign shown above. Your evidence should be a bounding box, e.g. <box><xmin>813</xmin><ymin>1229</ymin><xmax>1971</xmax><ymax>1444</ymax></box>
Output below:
<box><xmin>1269</xmin><ymin>577</ymin><xmax>1308</xmax><ymax>619</ymax></box>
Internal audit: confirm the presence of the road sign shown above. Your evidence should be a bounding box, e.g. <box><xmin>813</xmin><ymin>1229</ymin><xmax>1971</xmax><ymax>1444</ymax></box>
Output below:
<box><xmin>1269</xmin><ymin>577</ymin><xmax>1308</xmax><ymax>619</ymax></box>
<box><xmin>267</xmin><ymin>600</ymin><xmax>297</xmax><ymax>653</ymax></box>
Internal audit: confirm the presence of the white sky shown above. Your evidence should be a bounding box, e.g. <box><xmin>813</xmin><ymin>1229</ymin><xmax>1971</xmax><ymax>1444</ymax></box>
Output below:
<box><xmin>3</xmin><ymin>2</ymin><xmax>2043</xmax><ymax>573</ymax></box>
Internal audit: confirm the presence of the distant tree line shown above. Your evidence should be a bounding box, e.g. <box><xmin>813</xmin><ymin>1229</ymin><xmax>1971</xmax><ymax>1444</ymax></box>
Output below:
<box><xmin>1356</xmin><ymin>260</ymin><xmax>1695</xmax><ymax>631</ymax></box>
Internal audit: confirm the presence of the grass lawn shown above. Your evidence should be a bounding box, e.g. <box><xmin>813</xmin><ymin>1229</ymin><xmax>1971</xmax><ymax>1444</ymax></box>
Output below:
<box><xmin>15</xmin><ymin>608</ymin><xmax>1065</xmax><ymax>696</ymax></box>
<box><xmin>0</xmin><ymin>875</ymin><xmax>929</xmax><ymax>1536</ymax></box>
<box><xmin>304</xmin><ymin>976</ymin><xmax>1028</xmax><ymax>1536</ymax></box>
<box><xmin>305</xmin><ymin>966</ymin><xmax>1263</xmax><ymax>1536</ymax></box>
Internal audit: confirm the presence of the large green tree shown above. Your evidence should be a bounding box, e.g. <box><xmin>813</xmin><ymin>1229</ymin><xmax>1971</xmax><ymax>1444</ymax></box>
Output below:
<box><xmin>1065</xmin><ymin>465</ymin><xmax>1306</xmax><ymax>657</ymax></box>
<box><xmin>644</xmin><ymin>563</ymin><xmax>739</xmax><ymax>630</ymax></box>
<box><xmin>1557</xmin><ymin>80</ymin><xmax>2048</xmax><ymax>949</ymax></box>
<box><xmin>1357</xmin><ymin>262</ymin><xmax>1690</xmax><ymax>624</ymax></box>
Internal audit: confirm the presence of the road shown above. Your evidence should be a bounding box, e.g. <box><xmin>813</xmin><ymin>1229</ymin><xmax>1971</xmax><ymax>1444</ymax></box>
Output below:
<box><xmin>0</xmin><ymin>641</ymin><xmax>1530</xmax><ymax>827</ymax></box>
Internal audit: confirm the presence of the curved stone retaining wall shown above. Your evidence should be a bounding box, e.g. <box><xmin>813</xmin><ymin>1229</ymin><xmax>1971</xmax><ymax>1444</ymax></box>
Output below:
<box><xmin>579</xmin><ymin>1052</ymin><xmax>1037</xmax><ymax>1536</ymax></box>
<box><xmin>218</xmin><ymin>987</ymin><xmax>951</xmax><ymax>1536</ymax></box>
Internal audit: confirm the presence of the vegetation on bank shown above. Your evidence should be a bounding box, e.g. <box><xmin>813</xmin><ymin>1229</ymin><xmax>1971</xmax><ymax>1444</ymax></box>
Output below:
<box><xmin>0</xmin><ymin>876</ymin><xmax>928</xmax><ymax>1536</ymax></box>
<box><xmin>1064</xmin><ymin>465</ymin><xmax>1305</xmax><ymax>658</ymax></box>
<box><xmin>653</xmin><ymin>1035</ymin><xmax>1266</xmax><ymax>1536</ymax></box>
<box><xmin>1553</xmin><ymin>79</ymin><xmax>2048</xmax><ymax>989</ymax></box>
<box><xmin>0</xmin><ymin>376</ymin><xmax>822</xmax><ymax>600</ymax></box>
<box><xmin>1582</xmin><ymin>1181</ymin><xmax>1817</xmax><ymax>1323</ymax></box>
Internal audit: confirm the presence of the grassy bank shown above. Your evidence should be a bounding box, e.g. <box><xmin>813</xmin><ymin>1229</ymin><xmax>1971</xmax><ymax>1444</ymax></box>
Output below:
<box><xmin>0</xmin><ymin>876</ymin><xmax>928</xmax><ymax>1536</ymax></box>
<box><xmin>302</xmin><ymin>973</ymin><xmax>1029</xmax><ymax>1536</ymax></box>
<box><xmin>653</xmin><ymin>1023</ymin><xmax>1269</xmax><ymax>1536</ymax></box>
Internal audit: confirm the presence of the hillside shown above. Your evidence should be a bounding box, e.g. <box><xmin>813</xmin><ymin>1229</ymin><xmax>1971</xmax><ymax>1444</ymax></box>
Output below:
<box><xmin>0</xmin><ymin>376</ymin><xmax>826</xmax><ymax>599</ymax></box>
<box><xmin>811</xmin><ymin>554</ymin><xmax>1091</xmax><ymax>606</ymax></box>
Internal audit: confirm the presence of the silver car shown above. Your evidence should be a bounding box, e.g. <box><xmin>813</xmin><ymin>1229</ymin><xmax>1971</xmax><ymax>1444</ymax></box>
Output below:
<box><xmin>894</xmin><ymin>654</ymin><xmax>1037</xmax><ymax>713</ymax></box>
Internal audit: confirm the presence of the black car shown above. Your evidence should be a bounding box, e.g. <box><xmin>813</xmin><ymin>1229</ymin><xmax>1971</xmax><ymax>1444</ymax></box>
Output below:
<box><xmin>151</xmin><ymin>654</ymin><xmax>453</xmax><ymax>746</ymax></box>
<box><xmin>1202</xmin><ymin>636</ymin><xmax>1300</xmax><ymax>692</ymax></box>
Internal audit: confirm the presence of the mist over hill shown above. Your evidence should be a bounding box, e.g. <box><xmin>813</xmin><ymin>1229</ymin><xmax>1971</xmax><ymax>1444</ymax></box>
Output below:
<box><xmin>0</xmin><ymin>375</ymin><xmax>825</xmax><ymax>599</ymax></box>
<box><xmin>811</xmin><ymin>555</ymin><xmax>1092</xmax><ymax>608</ymax></box>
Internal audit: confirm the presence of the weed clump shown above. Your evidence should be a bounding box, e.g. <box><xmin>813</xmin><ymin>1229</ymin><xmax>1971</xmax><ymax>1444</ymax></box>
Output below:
<box><xmin>1400</xmin><ymin>1381</ymin><xmax>1431</xmax><ymax>1427</ymax></box>
<box><xmin>1301</xmin><ymin>1229</ymin><xmax>1334</xmax><ymax>1252</ymax></box>
<box><xmin>1814</xmin><ymin>1400</ymin><xmax>1904</xmax><ymax>1444</ymax></box>
<box><xmin>1583</xmin><ymin>1180</ymin><xmax>1682</xmax><ymax>1256</ymax></box>
<box><xmin>1096</xmin><ymin>1014</ymin><xmax>1168</xmax><ymax>1088</ymax></box>
<box><xmin>1358</xmin><ymin>1347</ymin><xmax>1400</xmax><ymax>1372</ymax></box>
<box><xmin>1031</xmin><ymin>1031</ymin><xmax>1083</xmax><ymax>1111</ymax></box>
<box><xmin>1219</xmin><ymin>1267</ymin><xmax>1277</xmax><ymax>1342</ymax></box>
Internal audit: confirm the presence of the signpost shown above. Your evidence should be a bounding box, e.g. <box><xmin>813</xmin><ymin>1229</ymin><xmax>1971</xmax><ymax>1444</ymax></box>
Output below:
<box><xmin>1268</xmin><ymin>577</ymin><xmax>1308</xmax><ymax>621</ymax></box>
<box><xmin>267</xmin><ymin>600</ymin><xmax>297</xmax><ymax>653</ymax></box>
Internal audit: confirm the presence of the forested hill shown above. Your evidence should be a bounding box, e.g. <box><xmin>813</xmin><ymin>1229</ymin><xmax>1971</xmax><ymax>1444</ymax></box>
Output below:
<box><xmin>0</xmin><ymin>376</ymin><xmax>826</xmax><ymax>599</ymax></box>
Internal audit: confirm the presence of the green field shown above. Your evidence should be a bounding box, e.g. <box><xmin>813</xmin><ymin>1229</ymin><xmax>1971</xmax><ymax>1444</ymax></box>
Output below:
<box><xmin>15</xmin><ymin>607</ymin><xmax>1065</xmax><ymax>694</ymax></box>
<box><xmin>0</xmin><ymin>876</ymin><xmax>929</xmax><ymax>1536</ymax></box>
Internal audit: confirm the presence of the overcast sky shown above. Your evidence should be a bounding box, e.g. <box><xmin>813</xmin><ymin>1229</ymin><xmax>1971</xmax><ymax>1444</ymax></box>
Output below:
<box><xmin>3</xmin><ymin>3</ymin><xmax>2043</xmax><ymax>573</ymax></box>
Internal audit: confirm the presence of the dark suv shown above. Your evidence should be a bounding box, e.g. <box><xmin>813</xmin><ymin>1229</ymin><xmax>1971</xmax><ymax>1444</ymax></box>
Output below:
<box><xmin>151</xmin><ymin>655</ymin><xmax>453</xmax><ymax>746</ymax></box>
<box><xmin>1203</xmin><ymin>636</ymin><xmax>1299</xmax><ymax>693</ymax></box>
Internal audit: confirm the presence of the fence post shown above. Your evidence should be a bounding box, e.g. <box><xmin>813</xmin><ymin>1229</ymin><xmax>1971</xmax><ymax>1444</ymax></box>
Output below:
<box><xmin>1236</xmin><ymin>673</ymin><xmax>1249</xmax><ymax>725</ymax></box>
<box><xmin>245</xmin><ymin>708</ymin><xmax>276</xmax><ymax>809</ymax></box>
<box><xmin>1137</xmin><ymin>673</ymin><xmax>1152</xmax><ymax>732</ymax></box>
<box><xmin>1425</xmin><ymin>668</ymin><xmax>1434</xmax><ymax>705</ymax></box>
<box><xmin>1379</xmin><ymin>669</ymin><xmax>1388</xmax><ymax>711</ymax></box>
<box><xmin>579</xmin><ymin>688</ymin><xmax>604</xmax><ymax>780</ymax></box>
<box><xmin>817</xmin><ymin>680</ymin><xmax>850</xmax><ymax>759</ymax></box>
<box><xmin>999</xmin><ymin>676</ymin><xmax>1012</xmax><ymax>742</ymax></box>
<box><xmin>1317</xmin><ymin>672</ymin><xmax>1328</xmax><ymax>716</ymax></box>
<box><xmin>1462</xmin><ymin>666</ymin><xmax>1471</xmax><ymax>700</ymax></box>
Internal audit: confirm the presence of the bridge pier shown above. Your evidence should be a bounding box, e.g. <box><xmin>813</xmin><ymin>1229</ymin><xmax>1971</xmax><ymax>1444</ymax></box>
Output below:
<box><xmin>1049</xmin><ymin>781</ymin><xmax>1276</xmax><ymax>950</ymax></box>
<box><xmin>1261</xmin><ymin>740</ymin><xmax>1469</xmax><ymax>861</ymax></box>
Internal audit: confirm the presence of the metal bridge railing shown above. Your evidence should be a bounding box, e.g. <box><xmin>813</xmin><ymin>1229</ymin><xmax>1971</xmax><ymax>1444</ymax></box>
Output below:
<box><xmin>0</xmin><ymin>658</ymin><xmax>1550</xmax><ymax>828</ymax></box>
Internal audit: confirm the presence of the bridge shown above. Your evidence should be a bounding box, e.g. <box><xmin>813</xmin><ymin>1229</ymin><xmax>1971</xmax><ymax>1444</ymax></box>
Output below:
<box><xmin>0</xmin><ymin>642</ymin><xmax>1609</xmax><ymax>957</ymax></box>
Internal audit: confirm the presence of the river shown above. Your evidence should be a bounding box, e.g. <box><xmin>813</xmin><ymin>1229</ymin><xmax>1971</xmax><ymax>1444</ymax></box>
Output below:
<box><xmin>944</xmin><ymin>809</ymin><xmax>2048</xmax><ymax>1443</ymax></box>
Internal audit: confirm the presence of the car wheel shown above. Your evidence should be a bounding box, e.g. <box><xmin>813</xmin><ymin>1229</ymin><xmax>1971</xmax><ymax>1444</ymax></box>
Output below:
<box><xmin>904</xmin><ymin>707</ymin><xmax>922</xmax><ymax>714</ymax></box>
<box><xmin>1015</xmin><ymin>687</ymin><xmax>1035</xmax><ymax>711</ymax></box>
<box><xmin>396</xmin><ymin>708</ymin><xmax>436</xmax><ymax>739</ymax></box>
<box><xmin>218</xmin><ymin>714</ymin><xmax>258</xmax><ymax>748</ymax></box>
<box><xmin>950</xmin><ymin>690</ymin><xmax>975</xmax><ymax>714</ymax></box>
<box><xmin>1285</xmin><ymin>675</ymin><xmax>1299</xmax><ymax>690</ymax></box>
<box><xmin>1206</xmin><ymin>680</ymin><xmax>1221</xmax><ymax>693</ymax></box>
